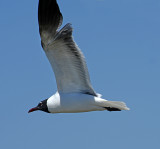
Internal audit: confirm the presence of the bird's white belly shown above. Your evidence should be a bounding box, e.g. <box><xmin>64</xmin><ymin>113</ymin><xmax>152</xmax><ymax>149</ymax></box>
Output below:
<box><xmin>47</xmin><ymin>93</ymin><xmax>104</xmax><ymax>113</ymax></box>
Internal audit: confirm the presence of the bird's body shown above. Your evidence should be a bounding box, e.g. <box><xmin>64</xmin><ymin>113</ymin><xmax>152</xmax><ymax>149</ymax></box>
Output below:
<box><xmin>47</xmin><ymin>92</ymin><xmax>104</xmax><ymax>113</ymax></box>
<box><xmin>28</xmin><ymin>0</ymin><xmax>129</xmax><ymax>114</ymax></box>
<box><xmin>47</xmin><ymin>92</ymin><xmax>128</xmax><ymax>113</ymax></box>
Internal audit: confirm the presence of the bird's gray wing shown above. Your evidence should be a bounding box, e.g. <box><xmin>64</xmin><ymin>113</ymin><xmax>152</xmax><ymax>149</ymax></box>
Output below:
<box><xmin>38</xmin><ymin>0</ymin><xmax>97</xmax><ymax>96</ymax></box>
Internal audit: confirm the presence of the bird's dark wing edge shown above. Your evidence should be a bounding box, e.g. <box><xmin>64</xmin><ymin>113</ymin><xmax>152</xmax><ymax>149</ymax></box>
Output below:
<box><xmin>38</xmin><ymin>0</ymin><xmax>63</xmax><ymax>38</ymax></box>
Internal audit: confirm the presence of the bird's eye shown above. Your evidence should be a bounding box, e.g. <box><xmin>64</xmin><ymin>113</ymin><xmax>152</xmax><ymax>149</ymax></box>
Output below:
<box><xmin>38</xmin><ymin>102</ymin><xmax>42</xmax><ymax>106</ymax></box>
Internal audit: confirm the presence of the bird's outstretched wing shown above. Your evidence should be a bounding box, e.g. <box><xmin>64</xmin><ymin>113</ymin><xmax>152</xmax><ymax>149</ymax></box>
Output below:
<box><xmin>38</xmin><ymin>0</ymin><xmax>97</xmax><ymax>96</ymax></box>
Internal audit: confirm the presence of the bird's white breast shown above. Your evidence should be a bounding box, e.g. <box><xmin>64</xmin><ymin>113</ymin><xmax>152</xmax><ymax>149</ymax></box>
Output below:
<box><xmin>47</xmin><ymin>92</ymin><xmax>104</xmax><ymax>113</ymax></box>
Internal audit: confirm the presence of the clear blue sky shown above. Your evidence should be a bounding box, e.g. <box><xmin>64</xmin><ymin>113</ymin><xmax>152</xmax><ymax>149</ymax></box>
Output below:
<box><xmin>0</xmin><ymin>0</ymin><xmax>160</xmax><ymax>148</ymax></box>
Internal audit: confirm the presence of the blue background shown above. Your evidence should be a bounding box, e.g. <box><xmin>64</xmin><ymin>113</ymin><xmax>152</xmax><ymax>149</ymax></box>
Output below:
<box><xmin>0</xmin><ymin>0</ymin><xmax>160</xmax><ymax>148</ymax></box>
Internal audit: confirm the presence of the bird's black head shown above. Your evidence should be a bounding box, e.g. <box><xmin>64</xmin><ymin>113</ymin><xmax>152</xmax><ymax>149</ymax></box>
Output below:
<box><xmin>28</xmin><ymin>99</ymin><xmax>50</xmax><ymax>113</ymax></box>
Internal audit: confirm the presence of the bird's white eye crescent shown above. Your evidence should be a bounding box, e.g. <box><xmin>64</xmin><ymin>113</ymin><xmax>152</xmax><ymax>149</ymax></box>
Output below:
<box><xmin>38</xmin><ymin>102</ymin><xmax>43</xmax><ymax>106</ymax></box>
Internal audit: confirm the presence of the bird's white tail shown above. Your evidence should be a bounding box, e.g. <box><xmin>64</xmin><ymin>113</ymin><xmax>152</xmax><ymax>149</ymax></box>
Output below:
<box><xmin>103</xmin><ymin>100</ymin><xmax>130</xmax><ymax>111</ymax></box>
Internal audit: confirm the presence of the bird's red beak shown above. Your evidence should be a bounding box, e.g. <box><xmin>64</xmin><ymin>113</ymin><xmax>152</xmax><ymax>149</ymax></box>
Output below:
<box><xmin>28</xmin><ymin>107</ymin><xmax>39</xmax><ymax>113</ymax></box>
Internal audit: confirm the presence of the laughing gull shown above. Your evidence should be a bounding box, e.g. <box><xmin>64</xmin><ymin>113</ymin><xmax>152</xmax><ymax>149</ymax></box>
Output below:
<box><xmin>28</xmin><ymin>0</ymin><xmax>129</xmax><ymax>114</ymax></box>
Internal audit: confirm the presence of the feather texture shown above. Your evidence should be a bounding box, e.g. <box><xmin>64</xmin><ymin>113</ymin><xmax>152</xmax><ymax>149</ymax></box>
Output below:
<box><xmin>38</xmin><ymin>0</ymin><xmax>97</xmax><ymax>96</ymax></box>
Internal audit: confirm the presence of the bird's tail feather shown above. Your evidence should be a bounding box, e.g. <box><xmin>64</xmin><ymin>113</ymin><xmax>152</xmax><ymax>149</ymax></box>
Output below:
<box><xmin>103</xmin><ymin>101</ymin><xmax>130</xmax><ymax>111</ymax></box>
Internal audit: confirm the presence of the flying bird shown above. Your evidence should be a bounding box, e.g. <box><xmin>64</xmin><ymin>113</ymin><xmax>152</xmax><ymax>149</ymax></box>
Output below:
<box><xmin>28</xmin><ymin>0</ymin><xmax>129</xmax><ymax>114</ymax></box>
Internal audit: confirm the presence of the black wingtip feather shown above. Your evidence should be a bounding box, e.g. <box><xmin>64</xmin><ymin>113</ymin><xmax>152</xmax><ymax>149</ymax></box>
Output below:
<box><xmin>105</xmin><ymin>107</ymin><xmax>121</xmax><ymax>111</ymax></box>
<box><xmin>38</xmin><ymin>0</ymin><xmax>63</xmax><ymax>30</ymax></box>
